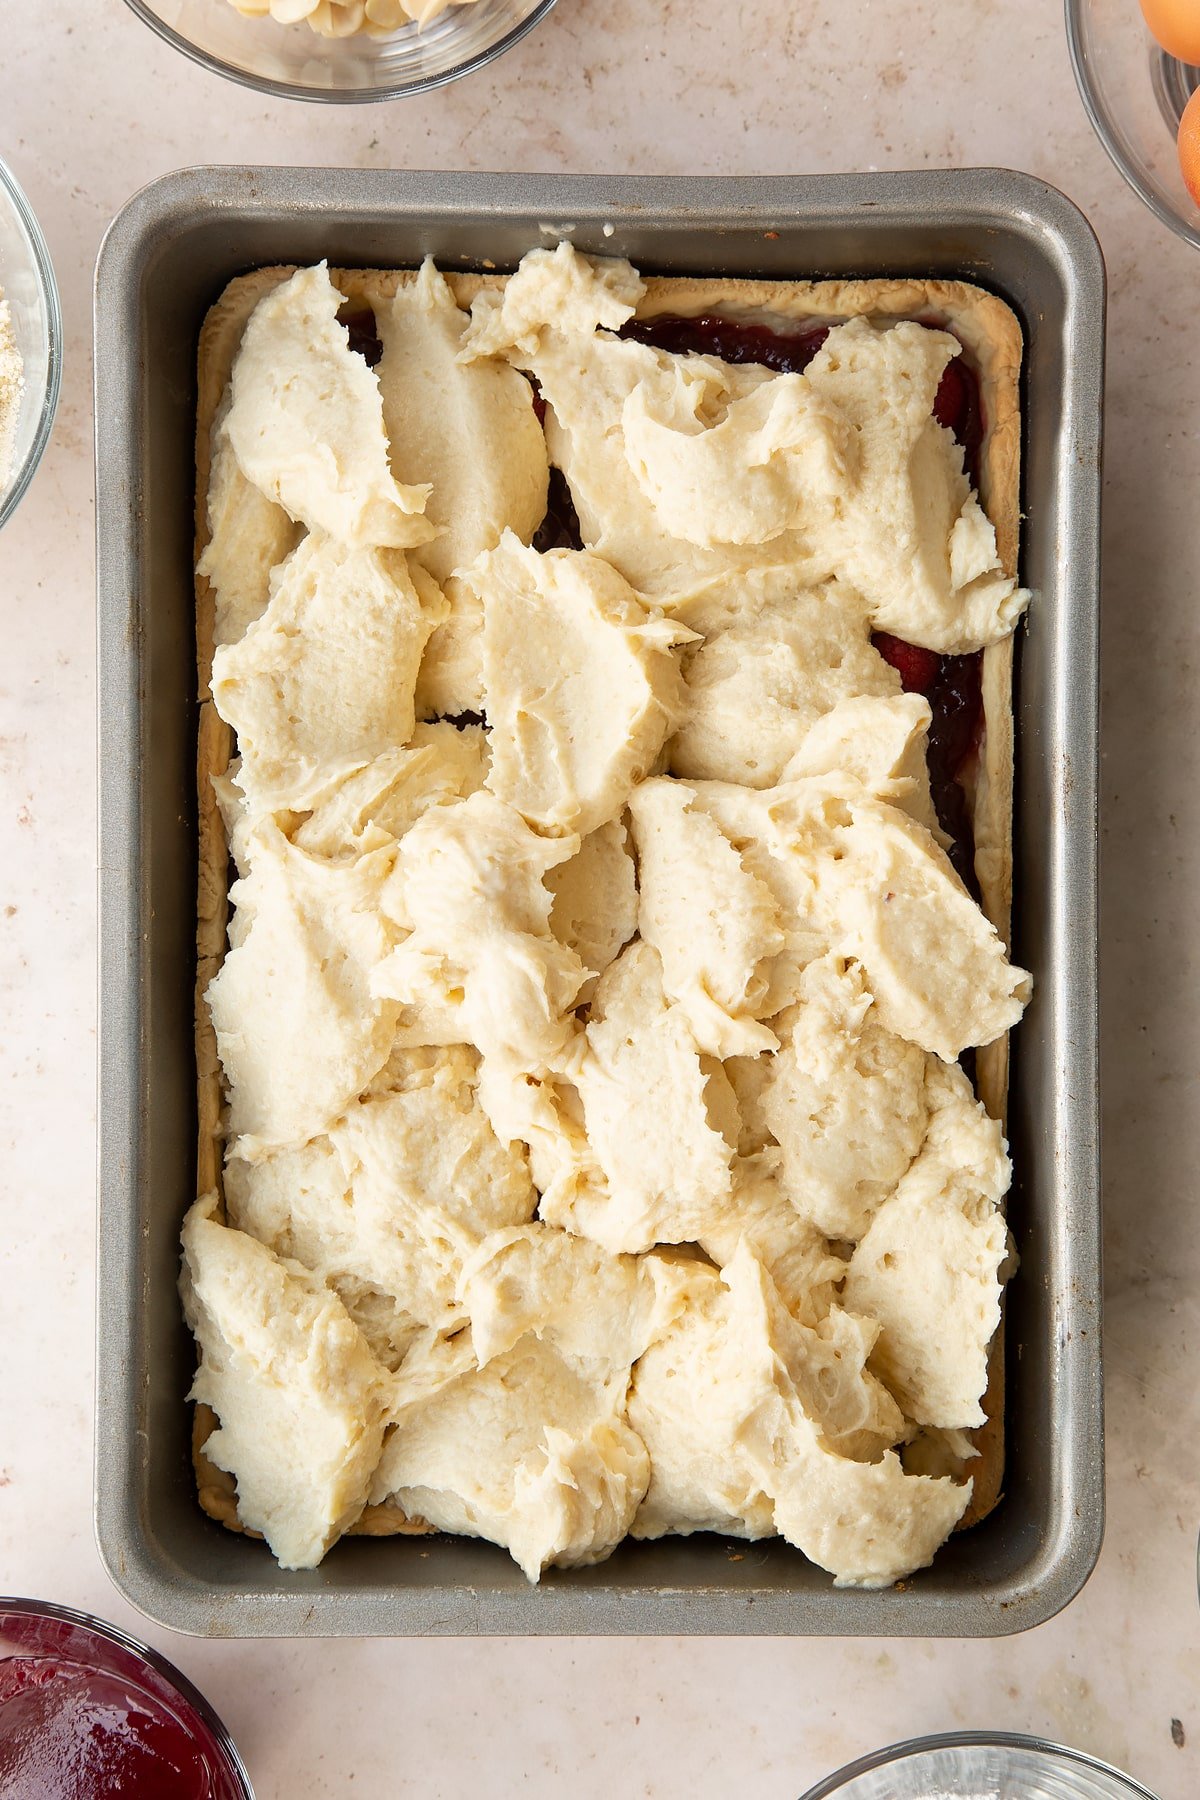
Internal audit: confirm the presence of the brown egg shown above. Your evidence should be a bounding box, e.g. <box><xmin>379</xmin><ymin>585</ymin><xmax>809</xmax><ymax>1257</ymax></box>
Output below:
<box><xmin>1179</xmin><ymin>86</ymin><xmax>1200</xmax><ymax>206</ymax></box>
<box><xmin>1138</xmin><ymin>0</ymin><xmax>1200</xmax><ymax>64</ymax></box>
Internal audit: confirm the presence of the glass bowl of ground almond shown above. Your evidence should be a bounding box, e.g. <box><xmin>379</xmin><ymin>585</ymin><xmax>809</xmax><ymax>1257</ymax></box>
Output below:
<box><xmin>0</xmin><ymin>158</ymin><xmax>62</xmax><ymax>531</ymax></box>
<box><xmin>121</xmin><ymin>0</ymin><xmax>558</xmax><ymax>100</ymax></box>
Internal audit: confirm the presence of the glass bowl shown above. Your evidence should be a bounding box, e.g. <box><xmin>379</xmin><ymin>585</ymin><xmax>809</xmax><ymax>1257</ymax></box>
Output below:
<box><xmin>801</xmin><ymin>1731</ymin><xmax>1159</xmax><ymax>1800</ymax></box>
<box><xmin>121</xmin><ymin>0</ymin><xmax>559</xmax><ymax>101</ymax></box>
<box><xmin>0</xmin><ymin>159</ymin><xmax>62</xmax><ymax>531</ymax></box>
<box><xmin>0</xmin><ymin>1598</ymin><xmax>254</xmax><ymax>1797</ymax></box>
<box><xmin>1066</xmin><ymin>0</ymin><xmax>1200</xmax><ymax>250</ymax></box>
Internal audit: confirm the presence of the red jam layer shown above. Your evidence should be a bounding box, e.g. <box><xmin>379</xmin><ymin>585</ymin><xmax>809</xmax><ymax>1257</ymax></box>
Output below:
<box><xmin>873</xmin><ymin>633</ymin><xmax>983</xmax><ymax>896</ymax></box>
<box><xmin>532</xmin><ymin>465</ymin><xmax>584</xmax><ymax>555</ymax></box>
<box><xmin>929</xmin><ymin>347</ymin><xmax>984</xmax><ymax>491</ymax></box>
<box><xmin>622</xmin><ymin>313</ymin><xmax>832</xmax><ymax>378</ymax></box>
<box><xmin>339</xmin><ymin>306</ymin><xmax>384</xmax><ymax>368</ymax></box>
<box><xmin>622</xmin><ymin>311</ymin><xmax>985</xmax><ymax>488</ymax></box>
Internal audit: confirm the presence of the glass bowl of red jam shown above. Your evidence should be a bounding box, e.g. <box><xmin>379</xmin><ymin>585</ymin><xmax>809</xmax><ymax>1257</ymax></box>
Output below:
<box><xmin>0</xmin><ymin>1599</ymin><xmax>253</xmax><ymax>1800</ymax></box>
<box><xmin>1067</xmin><ymin>0</ymin><xmax>1200</xmax><ymax>251</ymax></box>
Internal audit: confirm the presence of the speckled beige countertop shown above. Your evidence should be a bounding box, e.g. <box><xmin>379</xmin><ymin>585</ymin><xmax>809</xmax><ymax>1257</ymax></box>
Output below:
<box><xmin>0</xmin><ymin>2</ymin><xmax>1197</xmax><ymax>1795</ymax></box>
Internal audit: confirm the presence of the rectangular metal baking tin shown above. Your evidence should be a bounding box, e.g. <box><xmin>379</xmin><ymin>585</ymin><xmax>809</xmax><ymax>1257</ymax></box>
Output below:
<box><xmin>95</xmin><ymin>166</ymin><xmax>1103</xmax><ymax>1638</ymax></box>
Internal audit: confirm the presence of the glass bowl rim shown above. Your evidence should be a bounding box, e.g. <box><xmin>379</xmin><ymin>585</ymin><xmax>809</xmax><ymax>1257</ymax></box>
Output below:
<box><xmin>799</xmin><ymin>1728</ymin><xmax>1160</xmax><ymax>1799</ymax></box>
<box><xmin>0</xmin><ymin>157</ymin><xmax>63</xmax><ymax>533</ymax></box>
<box><xmin>0</xmin><ymin>1595</ymin><xmax>255</xmax><ymax>1797</ymax></box>
<box><xmin>1064</xmin><ymin>0</ymin><xmax>1200</xmax><ymax>253</ymax></box>
<box><xmin>119</xmin><ymin>0</ymin><xmax>560</xmax><ymax>102</ymax></box>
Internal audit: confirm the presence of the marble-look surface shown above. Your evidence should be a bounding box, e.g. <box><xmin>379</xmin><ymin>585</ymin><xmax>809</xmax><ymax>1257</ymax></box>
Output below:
<box><xmin>1</xmin><ymin>3</ymin><xmax>1198</xmax><ymax>1795</ymax></box>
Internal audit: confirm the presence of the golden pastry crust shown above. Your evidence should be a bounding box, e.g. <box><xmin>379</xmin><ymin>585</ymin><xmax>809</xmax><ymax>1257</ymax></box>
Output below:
<box><xmin>192</xmin><ymin>261</ymin><xmax>1023</xmax><ymax>1550</ymax></box>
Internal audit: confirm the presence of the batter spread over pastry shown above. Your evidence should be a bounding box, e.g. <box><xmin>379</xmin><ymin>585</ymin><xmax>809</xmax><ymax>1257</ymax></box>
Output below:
<box><xmin>185</xmin><ymin>244</ymin><xmax>1031</xmax><ymax>1586</ymax></box>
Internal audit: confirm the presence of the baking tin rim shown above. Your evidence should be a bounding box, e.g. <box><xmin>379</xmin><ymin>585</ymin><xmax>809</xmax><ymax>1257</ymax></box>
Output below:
<box><xmin>94</xmin><ymin>164</ymin><xmax>1104</xmax><ymax>1637</ymax></box>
